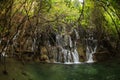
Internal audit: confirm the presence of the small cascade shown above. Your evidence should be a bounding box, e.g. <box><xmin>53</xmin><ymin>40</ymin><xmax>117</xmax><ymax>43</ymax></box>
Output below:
<box><xmin>69</xmin><ymin>36</ymin><xmax>72</xmax><ymax>48</ymax></box>
<box><xmin>13</xmin><ymin>30</ymin><xmax>20</xmax><ymax>41</ymax></box>
<box><xmin>32</xmin><ymin>38</ymin><xmax>36</xmax><ymax>52</ymax></box>
<box><xmin>1</xmin><ymin>47</ymin><xmax>8</xmax><ymax>56</ymax></box>
<box><xmin>62</xmin><ymin>49</ymin><xmax>71</xmax><ymax>63</ymax></box>
<box><xmin>1</xmin><ymin>47</ymin><xmax>8</xmax><ymax>62</ymax></box>
<box><xmin>72</xmin><ymin>49</ymin><xmax>79</xmax><ymax>63</ymax></box>
<box><xmin>61</xmin><ymin>48</ymin><xmax>79</xmax><ymax>64</ymax></box>
<box><xmin>74</xmin><ymin>29</ymin><xmax>80</xmax><ymax>40</ymax></box>
<box><xmin>0</xmin><ymin>25</ymin><xmax>100</xmax><ymax>64</ymax></box>
<box><xmin>86</xmin><ymin>35</ymin><xmax>97</xmax><ymax>63</ymax></box>
<box><xmin>55</xmin><ymin>31</ymin><xmax>80</xmax><ymax>64</ymax></box>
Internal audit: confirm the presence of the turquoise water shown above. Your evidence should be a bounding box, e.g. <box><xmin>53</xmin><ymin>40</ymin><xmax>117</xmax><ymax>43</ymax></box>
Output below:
<box><xmin>25</xmin><ymin>62</ymin><xmax>120</xmax><ymax>80</ymax></box>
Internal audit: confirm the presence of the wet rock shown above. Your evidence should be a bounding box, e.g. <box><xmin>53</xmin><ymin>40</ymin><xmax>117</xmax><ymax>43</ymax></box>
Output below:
<box><xmin>49</xmin><ymin>32</ymin><xmax>56</xmax><ymax>46</ymax></box>
<box><xmin>45</xmin><ymin>60</ymin><xmax>50</xmax><ymax>63</ymax></box>
<box><xmin>40</xmin><ymin>54</ymin><xmax>49</xmax><ymax>62</ymax></box>
<box><xmin>79</xmin><ymin>55</ymin><xmax>85</xmax><ymax>62</ymax></box>
<box><xmin>93</xmin><ymin>51</ymin><xmax>111</xmax><ymax>62</ymax></box>
<box><xmin>40</xmin><ymin>47</ymin><xmax>50</xmax><ymax>62</ymax></box>
<box><xmin>49</xmin><ymin>59</ymin><xmax>55</xmax><ymax>63</ymax></box>
<box><xmin>77</xmin><ymin>45</ymin><xmax>86</xmax><ymax>61</ymax></box>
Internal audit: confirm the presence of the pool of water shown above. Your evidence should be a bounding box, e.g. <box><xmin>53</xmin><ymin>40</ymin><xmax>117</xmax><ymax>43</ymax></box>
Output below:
<box><xmin>24</xmin><ymin>62</ymin><xmax>120</xmax><ymax>80</ymax></box>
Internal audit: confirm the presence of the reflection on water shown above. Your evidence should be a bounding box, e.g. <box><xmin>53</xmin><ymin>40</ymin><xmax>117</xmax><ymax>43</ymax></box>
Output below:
<box><xmin>25</xmin><ymin>62</ymin><xmax>120</xmax><ymax>80</ymax></box>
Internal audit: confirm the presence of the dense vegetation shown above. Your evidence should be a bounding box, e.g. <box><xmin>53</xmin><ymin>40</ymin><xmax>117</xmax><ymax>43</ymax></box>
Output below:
<box><xmin>0</xmin><ymin>0</ymin><xmax>120</xmax><ymax>63</ymax></box>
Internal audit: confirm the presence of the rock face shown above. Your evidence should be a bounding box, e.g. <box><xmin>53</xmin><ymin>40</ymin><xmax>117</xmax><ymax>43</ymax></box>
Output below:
<box><xmin>40</xmin><ymin>47</ymin><xmax>50</xmax><ymax>63</ymax></box>
<box><xmin>93</xmin><ymin>51</ymin><xmax>111</xmax><ymax>62</ymax></box>
<box><xmin>0</xmin><ymin>16</ymin><xmax>102</xmax><ymax>64</ymax></box>
<box><xmin>40</xmin><ymin>54</ymin><xmax>50</xmax><ymax>63</ymax></box>
<box><xmin>77</xmin><ymin>45</ymin><xmax>86</xmax><ymax>62</ymax></box>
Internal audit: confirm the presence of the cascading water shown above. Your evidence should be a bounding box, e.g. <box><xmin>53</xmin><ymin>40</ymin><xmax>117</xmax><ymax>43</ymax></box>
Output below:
<box><xmin>72</xmin><ymin>48</ymin><xmax>79</xmax><ymax>63</ymax></box>
<box><xmin>55</xmin><ymin>29</ymin><xmax>80</xmax><ymax>64</ymax></box>
<box><xmin>74</xmin><ymin>29</ymin><xmax>79</xmax><ymax>40</ymax></box>
<box><xmin>61</xmin><ymin>48</ymin><xmax>79</xmax><ymax>64</ymax></box>
<box><xmin>86</xmin><ymin>36</ymin><xmax>97</xmax><ymax>63</ymax></box>
<box><xmin>1</xmin><ymin>25</ymin><xmax>99</xmax><ymax>64</ymax></box>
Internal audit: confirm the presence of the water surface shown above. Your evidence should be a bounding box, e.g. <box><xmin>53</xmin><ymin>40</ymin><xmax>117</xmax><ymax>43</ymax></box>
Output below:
<box><xmin>24</xmin><ymin>62</ymin><xmax>120</xmax><ymax>80</ymax></box>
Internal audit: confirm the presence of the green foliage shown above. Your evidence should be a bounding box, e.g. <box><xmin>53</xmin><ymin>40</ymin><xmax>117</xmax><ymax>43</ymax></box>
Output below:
<box><xmin>0</xmin><ymin>0</ymin><xmax>120</xmax><ymax>40</ymax></box>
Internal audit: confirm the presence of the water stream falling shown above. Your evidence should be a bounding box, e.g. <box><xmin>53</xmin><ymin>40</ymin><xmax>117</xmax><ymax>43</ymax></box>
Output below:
<box><xmin>0</xmin><ymin>26</ymin><xmax>98</xmax><ymax>64</ymax></box>
<box><xmin>86</xmin><ymin>36</ymin><xmax>97</xmax><ymax>63</ymax></box>
<box><xmin>55</xmin><ymin>29</ymin><xmax>80</xmax><ymax>64</ymax></box>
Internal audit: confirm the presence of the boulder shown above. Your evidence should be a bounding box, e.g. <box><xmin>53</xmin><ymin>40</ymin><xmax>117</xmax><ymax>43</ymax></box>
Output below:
<box><xmin>40</xmin><ymin>54</ymin><xmax>50</xmax><ymax>62</ymax></box>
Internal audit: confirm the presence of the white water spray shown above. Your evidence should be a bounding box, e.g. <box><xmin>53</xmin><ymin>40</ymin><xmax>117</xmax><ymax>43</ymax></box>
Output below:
<box><xmin>86</xmin><ymin>37</ymin><xmax>97</xmax><ymax>63</ymax></box>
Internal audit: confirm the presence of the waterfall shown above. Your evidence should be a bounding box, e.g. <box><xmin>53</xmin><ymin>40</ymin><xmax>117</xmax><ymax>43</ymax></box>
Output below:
<box><xmin>55</xmin><ymin>33</ymin><xmax>80</xmax><ymax>64</ymax></box>
<box><xmin>32</xmin><ymin>38</ymin><xmax>36</xmax><ymax>52</ymax></box>
<box><xmin>1</xmin><ymin>47</ymin><xmax>8</xmax><ymax>58</ymax></box>
<box><xmin>56</xmin><ymin>34</ymin><xmax>63</xmax><ymax>46</ymax></box>
<box><xmin>61</xmin><ymin>48</ymin><xmax>80</xmax><ymax>64</ymax></box>
<box><xmin>13</xmin><ymin>30</ymin><xmax>20</xmax><ymax>41</ymax></box>
<box><xmin>86</xmin><ymin>37</ymin><xmax>97</xmax><ymax>63</ymax></box>
<box><xmin>69</xmin><ymin>36</ymin><xmax>72</xmax><ymax>48</ymax></box>
<box><xmin>72</xmin><ymin>49</ymin><xmax>79</xmax><ymax>63</ymax></box>
<box><xmin>74</xmin><ymin>29</ymin><xmax>79</xmax><ymax>39</ymax></box>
